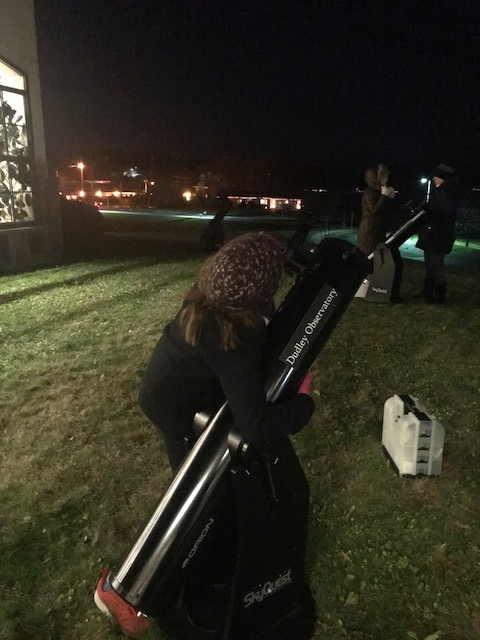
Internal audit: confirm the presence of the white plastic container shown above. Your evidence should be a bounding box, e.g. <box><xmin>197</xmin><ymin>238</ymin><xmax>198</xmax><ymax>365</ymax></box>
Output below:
<box><xmin>382</xmin><ymin>394</ymin><xmax>445</xmax><ymax>477</ymax></box>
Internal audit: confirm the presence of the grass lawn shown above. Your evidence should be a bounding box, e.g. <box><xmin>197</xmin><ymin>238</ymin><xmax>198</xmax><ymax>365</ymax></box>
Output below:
<box><xmin>1</xmin><ymin>221</ymin><xmax>480</xmax><ymax>640</ymax></box>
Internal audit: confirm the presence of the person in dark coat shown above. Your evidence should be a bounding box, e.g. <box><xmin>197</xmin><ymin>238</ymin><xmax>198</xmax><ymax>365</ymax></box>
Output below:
<box><xmin>139</xmin><ymin>231</ymin><xmax>314</xmax><ymax>471</ymax></box>
<box><xmin>358</xmin><ymin>164</ymin><xmax>394</xmax><ymax>254</ymax></box>
<box><xmin>94</xmin><ymin>232</ymin><xmax>315</xmax><ymax>635</ymax></box>
<box><xmin>415</xmin><ymin>164</ymin><xmax>462</xmax><ymax>303</ymax></box>
<box><xmin>358</xmin><ymin>163</ymin><xmax>403</xmax><ymax>303</ymax></box>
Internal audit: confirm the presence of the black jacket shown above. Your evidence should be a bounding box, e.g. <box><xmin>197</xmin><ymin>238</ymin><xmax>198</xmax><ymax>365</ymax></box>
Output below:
<box><xmin>139</xmin><ymin>306</ymin><xmax>315</xmax><ymax>444</ymax></box>
<box><xmin>416</xmin><ymin>179</ymin><xmax>462</xmax><ymax>254</ymax></box>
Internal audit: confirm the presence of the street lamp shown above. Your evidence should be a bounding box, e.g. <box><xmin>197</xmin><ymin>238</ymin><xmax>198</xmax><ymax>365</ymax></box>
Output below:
<box><xmin>144</xmin><ymin>180</ymin><xmax>155</xmax><ymax>207</ymax></box>
<box><xmin>420</xmin><ymin>177</ymin><xmax>431</xmax><ymax>203</ymax></box>
<box><xmin>77</xmin><ymin>162</ymin><xmax>85</xmax><ymax>196</ymax></box>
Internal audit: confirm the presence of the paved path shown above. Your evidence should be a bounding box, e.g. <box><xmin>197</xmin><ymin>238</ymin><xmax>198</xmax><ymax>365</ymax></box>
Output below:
<box><xmin>100</xmin><ymin>208</ymin><xmax>479</xmax><ymax>269</ymax></box>
<box><xmin>320</xmin><ymin>228</ymin><xmax>479</xmax><ymax>269</ymax></box>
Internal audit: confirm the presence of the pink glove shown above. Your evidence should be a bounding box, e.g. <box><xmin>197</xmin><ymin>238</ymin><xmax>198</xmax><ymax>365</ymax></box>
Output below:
<box><xmin>297</xmin><ymin>372</ymin><xmax>313</xmax><ymax>395</ymax></box>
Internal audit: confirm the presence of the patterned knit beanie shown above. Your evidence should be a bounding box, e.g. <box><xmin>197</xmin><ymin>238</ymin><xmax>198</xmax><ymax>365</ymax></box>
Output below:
<box><xmin>198</xmin><ymin>232</ymin><xmax>284</xmax><ymax>312</ymax></box>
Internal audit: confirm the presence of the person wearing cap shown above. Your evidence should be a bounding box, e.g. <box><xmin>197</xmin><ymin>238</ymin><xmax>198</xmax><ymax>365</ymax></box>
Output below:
<box><xmin>414</xmin><ymin>164</ymin><xmax>462</xmax><ymax>303</ymax></box>
<box><xmin>94</xmin><ymin>232</ymin><xmax>315</xmax><ymax>635</ymax></box>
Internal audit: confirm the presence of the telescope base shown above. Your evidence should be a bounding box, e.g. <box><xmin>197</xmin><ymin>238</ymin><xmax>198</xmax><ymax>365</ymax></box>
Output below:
<box><xmin>155</xmin><ymin>438</ymin><xmax>315</xmax><ymax>639</ymax></box>
<box><xmin>158</xmin><ymin>581</ymin><xmax>316</xmax><ymax>640</ymax></box>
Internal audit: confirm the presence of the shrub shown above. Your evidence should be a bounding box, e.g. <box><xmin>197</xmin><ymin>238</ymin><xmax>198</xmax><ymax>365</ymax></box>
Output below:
<box><xmin>60</xmin><ymin>198</ymin><xmax>104</xmax><ymax>261</ymax></box>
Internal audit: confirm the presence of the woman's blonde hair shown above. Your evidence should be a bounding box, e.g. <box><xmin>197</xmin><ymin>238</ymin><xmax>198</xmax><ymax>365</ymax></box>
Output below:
<box><xmin>179</xmin><ymin>286</ymin><xmax>261</xmax><ymax>350</ymax></box>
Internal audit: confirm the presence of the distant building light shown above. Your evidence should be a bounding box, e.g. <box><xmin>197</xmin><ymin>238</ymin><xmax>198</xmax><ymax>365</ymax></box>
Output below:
<box><xmin>95</xmin><ymin>190</ymin><xmax>103</xmax><ymax>197</ymax></box>
<box><xmin>296</xmin><ymin>200</ymin><xmax>302</xmax><ymax>210</ymax></box>
<box><xmin>78</xmin><ymin>190</ymin><xmax>85</xmax><ymax>198</ymax></box>
<box><xmin>183</xmin><ymin>191</ymin><xmax>192</xmax><ymax>201</ymax></box>
<box><xmin>270</xmin><ymin>199</ymin><xmax>277</xmax><ymax>209</ymax></box>
<box><xmin>113</xmin><ymin>191</ymin><xmax>121</xmax><ymax>197</ymax></box>
<box><xmin>124</xmin><ymin>167</ymin><xmax>140</xmax><ymax>178</ymax></box>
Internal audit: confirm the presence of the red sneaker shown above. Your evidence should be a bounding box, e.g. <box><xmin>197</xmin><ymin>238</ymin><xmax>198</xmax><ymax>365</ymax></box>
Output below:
<box><xmin>94</xmin><ymin>568</ymin><xmax>150</xmax><ymax>636</ymax></box>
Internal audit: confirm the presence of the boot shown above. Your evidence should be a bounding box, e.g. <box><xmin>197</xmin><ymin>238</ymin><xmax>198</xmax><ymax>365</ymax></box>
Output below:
<box><xmin>428</xmin><ymin>283</ymin><xmax>447</xmax><ymax>304</ymax></box>
<box><xmin>413</xmin><ymin>278</ymin><xmax>434</xmax><ymax>300</ymax></box>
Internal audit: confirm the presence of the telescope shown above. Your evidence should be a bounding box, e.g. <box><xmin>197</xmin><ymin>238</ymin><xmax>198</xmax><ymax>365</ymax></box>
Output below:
<box><xmin>110</xmin><ymin>203</ymin><xmax>428</xmax><ymax>639</ymax></box>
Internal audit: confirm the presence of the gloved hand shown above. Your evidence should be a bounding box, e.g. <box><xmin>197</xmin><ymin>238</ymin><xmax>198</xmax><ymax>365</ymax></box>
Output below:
<box><xmin>297</xmin><ymin>372</ymin><xmax>313</xmax><ymax>395</ymax></box>
<box><xmin>381</xmin><ymin>186</ymin><xmax>396</xmax><ymax>198</ymax></box>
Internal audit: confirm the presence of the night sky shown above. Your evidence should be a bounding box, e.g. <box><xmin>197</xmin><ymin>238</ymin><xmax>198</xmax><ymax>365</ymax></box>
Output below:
<box><xmin>35</xmin><ymin>0</ymin><xmax>480</xmax><ymax>176</ymax></box>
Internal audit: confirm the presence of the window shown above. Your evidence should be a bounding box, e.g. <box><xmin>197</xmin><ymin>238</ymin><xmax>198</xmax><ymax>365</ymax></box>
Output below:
<box><xmin>0</xmin><ymin>58</ymin><xmax>34</xmax><ymax>223</ymax></box>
